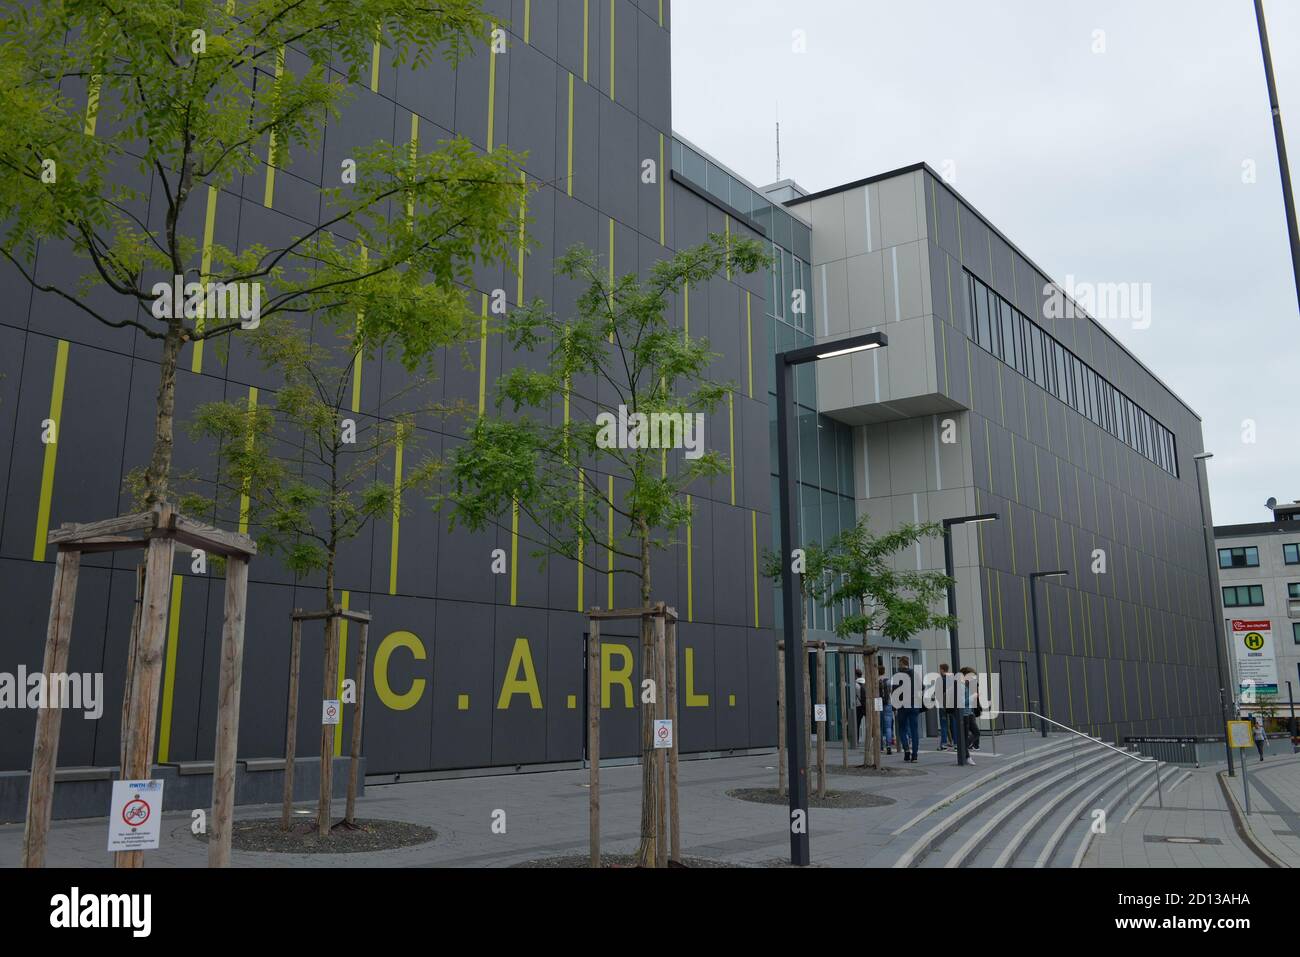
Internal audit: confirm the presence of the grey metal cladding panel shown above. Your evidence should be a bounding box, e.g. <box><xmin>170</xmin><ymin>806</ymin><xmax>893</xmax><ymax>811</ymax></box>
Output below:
<box><xmin>567</xmin><ymin>76</ymin><xmax>601</xmax><ymax>209</ymax></box>
<box><xmin>436</xmin><ymin>504</ymin><xmax>498</xmax><ymax>604</ymax></box>
<box><xmin>0</xmin><ymin>327</ymin><xmax>25</xmax><ymax>520</ymax></box>
<box><xmin>684</xmin><ymin>500</ymin><xmax>714</xmax><ymax>624</ymax></box>
<box><xmin>544</xmin><ymin>609</ymin><xmax>585</xmax><ymax>762</ymax></box>
<box><xmin>152</xmin><ymin>573</ymin><xmax>216</xmax><ymax>764</ymax></box>
<box><xmin>928</xmin><ymin>243</ymin><xmax>950</xmax><ymax>326</ymax></box>
<box><xmin>506</xmin><ymin>42</ymin><xmax>559</xmax><ymax>185</ymax></box>
<box><xmin>957</xmin><ymin>202</ymin><xmax>991</xmax><ymax>280</ymax></box>
<box><xmin>1013</xmin><ymin>255</ymin><xmax>1038</xmax><ymax>321</ymax></box>
<box><xmin>394</xmin><ymin>47</ymin><xmax>458</xmax><ymax>131</ymax></box>
<box><xmin>740</xmin><ymin>396</ymin><xmax>769</xmax><ymax>512</ymax></box>
<box><xmin>637</xmin><ymin>122</ymin><xmax>668</xmax><ymax>244</ymax></box>
<box><xmin>503</xmin><ymin>508</ymin><xmax>551</xmax><ymax>609</ymax></box>
<box><xmin>453</xmin><ymin>44</ymin><xmax>495</xmax><ymax>151</ymax></box>
<box><xmin>555</xmin><ymin>0</ymin><xmax>587</xmax><ymax>78</ymax></box>
<box><xmin>491</xmin><ymin>605</ymin><xmax>550</xmax><ymax>764</ymax></box>
<box><xmin>969</xmin><ymin>413</ymin><xmax>989</xmax><ymax>493</ymax></box>
<box><xmin>376</xmin><ymin>433</ymin><xmax>440</xmax><ymax>600</ymax></box>
<box><xmin>610</xmin><ymin>0</ymin><xmax>639</xmax><ymax>111</ymax></box>
<box><xmin>712</xmin><ymin>625</ymin><xmax>749</xmax><ymax>749</ymax></box>
<box><xmin>988</xmin><ymin>232</ymin><xmax>1014</xmax><ymax>302</ymax></box>
<box><xmin>711</xmin><ymin>501</ymin><xmax>746</xmax><ymax>626</ymax></box>
<box><xmin>593</xmin><ymin>624</ymin><xmax>643</xmax><ymax>759</ymax></box>
<box><xmin>928</xmin><ymin>175</ymin><xmax>961</xmax><ymax>260</ymax></box>
<box><xmin>707</xmin><ymin>279</ymin><xmax>741</xmax><ymax>385</ymax></box>
<box><xmin>430</xmin><ymin>599</ymin><xmax>495</xmax><ymax>769</ymax></box>
<box><xmin>27</xmin><ymin>240</ymin><xmax>144</xmax><ymax>354</ymax></box>
<box><xmin>1000</xmin><ymin>368</ymin><xmax>1027</xmax><ymax>439</ymax></box>
<box><xmin>636</xmin><ymin>8</ymin><xmax>670</xmax><ymax>133</ymax></box>
<box><xmin>0</xmin><ymin>253</ymin><xmax>35</xmax><ymax>332</ymax></box>
<box><xmin>746</xmin><ymin>629</ymin><xmax>776</xmax><ymax>746</ymax></box>
<box><xmin>597</xmin><ymin>98</ymin><xmax>638</xmax><ymax>231</ymax></box>
<box><xmin>323</xmin><ymin>88</ymin><xmax>398</xmax><ymax>194</ymax></box>
<box><xmin>521</xmin><ymin>0</ymin><xmax>561</xmax><ymax>60</ymax></box>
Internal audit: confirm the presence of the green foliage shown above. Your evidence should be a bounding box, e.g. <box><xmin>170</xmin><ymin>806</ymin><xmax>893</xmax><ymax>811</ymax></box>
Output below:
<box><xmin>827</xmin><ymin>517</ymin><xmax>956</xmax><ymax>645</ymax></box>
<box><xmin>0</xmin><ymin>0</ymin><xmax>529</xmax><ymax>502</ymax></box>
<box><xmin>442</xmin><ymin>234</ymin><xmax>767</xmax><ymax>598</ymax></box>
<box><xmin>761</xmin><ymin>540</ymin><xmax>834</xmax><ymax>603</ymax></box>
<box><xmin>185</xmin><ymin>314</ymin><xmax>441</xmax><ymax>599</ymax></box>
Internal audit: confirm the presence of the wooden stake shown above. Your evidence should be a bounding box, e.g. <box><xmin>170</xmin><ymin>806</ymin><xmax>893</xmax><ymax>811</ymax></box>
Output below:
<box><xmin>116</xmin><ymin>535</ymin><xmax>174</xmax><ymax>869</ymax></box>
<box><xmin>816</xmin><ymin>645</ymin><xmax>827</xmax><ymax>798</ymax></box>
<box><xmin>119</xmin><ymin>562</ymin><xmax>145</xmax><ymax>774</ymax></box>
<box><xmin>21</xmin><ymin>548</ymin><xmax>81</xmax><ymax>868</ymax></box>
<box><xmin>587</xmin><ymin>613</ymin><xmax>601</xmax><ymax>868</ymax></box>
<box><xmin>776</xmin><ymin>646</ymin><xmax>786</xmax><ymax>797</ymax></box>
<box><xmin>803</xmin><ymin>642</ymin><xmax>813</xmax><ymax>796</ymax></box>
<box><xmin>281</xmin><ymin>613</ymin><xmax>303</xmax><ymax>829</ymax></box>
<box><xmin>867</xmin><ymin>648</ymin><xmax>881</xmax><ymax>769</ymax></box>
<box><xmin>840</xmin><ymin>652</ymin><xmax>850</xmax><ymax>769</ymax></box>
<box><xmin>209</xmin><ymin>556</ymin><xmax>248</xmax><ymax>867</ymax></box>
<box><xmin>666</xmin><ymin>616</ymin><xmax>680</xmax><ymax>865</ymax></box>
<box><xmin>345</xmin><ymin>620</ymin><xmax>369</xmax><ymax>825</ymax></box>
<box><xmin>654</xmin><ymin>611</ymin><xmax>667</xmax><ymax>869</ymax></box>
<box><xmin>318</xmin><ymin>615</ymin><xmax>339</xmax><ymax>834</ymax></box>
<box><xmin>637</xmin><ymin>612</ymin><xmax>658</xmax><ymax>867</ymax></box>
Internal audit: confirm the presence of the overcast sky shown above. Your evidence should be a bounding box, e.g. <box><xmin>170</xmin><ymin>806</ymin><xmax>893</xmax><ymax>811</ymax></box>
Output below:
<box><xmin>672</xmin><ymin>0</ymin><xmax>1298</xmax><ymax>527</ymax></box>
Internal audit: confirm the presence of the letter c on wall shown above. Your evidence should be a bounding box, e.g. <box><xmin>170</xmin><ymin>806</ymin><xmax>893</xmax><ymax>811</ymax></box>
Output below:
<box><xmin>373</xmin><ymin>630</ymin><xmax>427</xmax><ymax>711</ymax></box>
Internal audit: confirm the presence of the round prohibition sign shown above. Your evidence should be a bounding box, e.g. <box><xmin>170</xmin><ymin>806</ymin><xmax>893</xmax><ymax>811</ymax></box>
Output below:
<box><xmin>1243</xmin><ymin>632</ymin><xmax>1265</xmax><ymax>651</ymax></box>
<box><xmin>122</xmin><ymin>797</ymin><xmax>151</xmax><ymax>828</ymax></box>
<box><xmin>656</xmin><ymin>725</ymin><xmax>670</xmax><ymax>742</ymax></box>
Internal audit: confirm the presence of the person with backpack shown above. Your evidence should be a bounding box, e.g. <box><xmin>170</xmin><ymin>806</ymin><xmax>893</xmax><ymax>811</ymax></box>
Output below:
<box><xmin>1252</xmin><ymin>712</ymin><xmax>1267</xmax><ymax>761</ymax></box>
<box><xmin>891</xmin><ymin>657</ymin><xmax>921</xmax><ymax>762</ymax></box>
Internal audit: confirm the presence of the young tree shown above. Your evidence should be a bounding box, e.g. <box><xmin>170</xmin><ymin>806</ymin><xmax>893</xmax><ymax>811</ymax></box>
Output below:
<box><xmin>0</xmin><ymin>0</ymin><xmax>528</xmax><ymax>509</ymax></box>
<box><xmin>442</xmin><ymin>234</ymin><xmax>765</xmax><ymax>867</ymax></box>
<box><xmin>828</xmin><ymin>517</ymin><xmax>956</xmax><ymax>768</ymax></box>
<box><xmin>182</xmin><ymin>313</ymin><xmax>442</xmax><ymax>833</ymax></box>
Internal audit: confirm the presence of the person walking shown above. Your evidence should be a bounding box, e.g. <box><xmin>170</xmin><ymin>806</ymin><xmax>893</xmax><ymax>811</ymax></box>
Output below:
<box><xmin>878</xmin><ymin>663</ymin><xmax>895</xmax><ymax>755</ymax></box>
<box><xmin>855</xmin><ymin>668</ymin><xmax>867</xmax><ymax>742</ymax></box>
<box><xmin>937</xmin><ymin>663</ymin><xmax>958</xmax><ymax>751</ymax></box>
<box><xmin>959</xmin><ymin>666</ymin><xmax>981</xmax><ymax>763</ymax></box>
<box><xmin>891</xmin><ymin>657</ymin><xmax>921</xmax><ymax>762</ymax></box>
<box><xmin>1252</xmin><ymin>712</ymin><xmax>1267</xmax><ymax>761</ymax></box>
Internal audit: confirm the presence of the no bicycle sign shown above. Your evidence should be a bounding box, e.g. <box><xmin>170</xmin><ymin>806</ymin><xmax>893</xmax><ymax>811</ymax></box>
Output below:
<box><xmin>107</xmin><ymin>779</ymin><xmax>164</xmax><ymax>852</ymax></box>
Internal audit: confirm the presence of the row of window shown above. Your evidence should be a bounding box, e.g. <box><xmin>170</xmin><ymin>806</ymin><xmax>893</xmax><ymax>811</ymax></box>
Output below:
<box><xmin>1219</xmin><ymin>544</ymin><xmax>1300</xmax><ymax>568</ymax></box>
<box><xmin>966</xmin><ymin>272</ymin><xmax>1178</xmax><ymax>477</ymax></box>
<box><xmin>1222</xmin><ymin>583</ymin><xmax>1300</xmax><ymax>606</ymax></box>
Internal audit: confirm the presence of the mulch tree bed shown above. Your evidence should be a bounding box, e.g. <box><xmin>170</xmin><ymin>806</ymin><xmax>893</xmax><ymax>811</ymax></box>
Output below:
<box><xmin>514</xmin><ymin>853</ymin><xmax>733</xmax><ymax>868</ymax></box>
<box><xmin>726</xmin><ymin>787</ymin><xmax>894</xmax><ymax>809</ymax></box>
<box><xmin>828</xmin><ymin>763</ymin><xmax>926</xmax><ymax>777</ymax></box>
<box><xmin>193</xmin><ymin>818</ymin><xmax>436</xmax><ymax>854</ymax></box>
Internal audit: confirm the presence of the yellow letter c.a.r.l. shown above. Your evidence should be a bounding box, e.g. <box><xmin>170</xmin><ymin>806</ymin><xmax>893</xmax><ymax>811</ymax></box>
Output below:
<box><xmin>373</xmin><ymin>630</ymin><xmax>427</xmax><ymax>711</ymax></box>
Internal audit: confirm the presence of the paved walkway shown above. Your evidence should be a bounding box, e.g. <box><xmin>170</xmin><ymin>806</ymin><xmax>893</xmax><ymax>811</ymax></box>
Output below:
<box><xmin>1220</xmin><ymin>753</ymin><xmax>1300</xmax><ymax>867</ymax></box>
<box><xmin>0</xmin><ymin>743</ymin><xmax>1028</xmax><ymax>868</ymax></box>
<box><xmin>1083</xmin><ymin>766</ymin><xmax>1269</xmax><ymax>868</ymax></box>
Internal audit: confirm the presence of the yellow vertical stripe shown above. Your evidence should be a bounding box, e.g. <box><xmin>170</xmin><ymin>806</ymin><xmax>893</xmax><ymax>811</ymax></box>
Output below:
<box><xmin>659</xmin><ymin>0</ymin><xmax>663</xmax><ymax>28</ymax></box>
<box><xmin>389</xmin><ymin>432</ymin><xmax>403</xmax><ymax>595</ymax></box>
<box><xmin>191</xmin><ymin>185</ymin><xmax>219</xmax><ymax>373</ymax></box>
<box><xmin>725</xmin><ymin>215</ymin><xmax>731</xmax><ymax>280</ymax></box>
<box><xmin>751</xmin><ymin>510</ymin><xmax>759</xmax><ymax>627</ymax></box>
<box><xmin>608</xmin><ymin>0</ymin><xmax>615</xmax><ymax>100</ymax></box>
<box><xmin>486</xmin><ymin>36</ymin><xmax>498</xmax><ymax>151</ymax></box>
<box><xmin>406</xmin><ymin>113</ymin><xmax>419</xmax><ymax>225</ymax></box>
<box><xmin>335</xmin><ymin>590</ymin><xmax>350</xmax><ymax>757</ymax></box>
<box><xmin>606</xmin><ymin>474</ymin><xmax>614</xmax><ymax>608</ymax></box>
<box><xmin>686</xmin><ymin>494</ymin><xmax>694</xmax><ymax>621</ymax></box>
<box><xmin>478</xmin><ymin>293</ymin><xmax>488</xmax><ymax>414</ymax></box>
<box><xmin>728</xmin><ymin>390</ymin><xmax>735</xmax><ymax>505</ymax></box>
<box><xmin>238</xmin><ymin>387</ymin><xmax>258</xmax><ymax>536</ymax></box>
<box><xmin>683</xmin><ymin>281</ymin><xmax>689</xmax><ymax>340</ymax></box>
<box><xmin>524</xmin><ymin>0</ymin><xmax>532</xmax><ymax>43</ymax></box>
<box><xmin>370</xmin><ymin>25</ymin><xmax>381</xmax><ymax>92</ymax></box>
<box><xmin>510</xmin><ymin>498</ymin><xmax>519</xmax><ymax>605</ymax></box>
<box><xmin>577</xmin><ymin>469</ymin><xmax>585</xmax><ymax>611</ymax></box>
<box><xmin>583</xmin><ymin>0</ymin><xmax>590</xmax><ymax>82</ymax></box>
<box><xmin>157</xmin><ymin>574</ymin><xmax>183</xmax><ymax>763</ymax></box>
<box><xmin>746</xmin><ymin>292</ymin><xmax>753</xmax><ymax>397</ymax></box>
<box><xmin>84</xmin><ymin>76</ymin><xmax>101</xmax><ymax>136</ymax></box>
<box><xmin>263</xmin><ymin>46</ymin><xmax>285</xmax><ymax>208</ymax></box>
<box><xmin>351</xmin><ymin>245</ymin><xmax>368</xmax><ymax>413</ymax></box>
<box><xmin>658</xmin><ymin>132</ymin><xmax>665</xmax><ymax>245</ymax></box>
<box><xmin>516</xmin><ymin>171</ymin><xmax>526</xmax><ymax>306</ymax></box>
<box><xmin>607</xmin><ymin>218</ymin><xmax>615</xmax><ymax>343</ymax></box>
<box><xmin>33</xmin><ymin>339</ymin><xmax>69</xmax><ymax>562</ymax></box>
<box><xmin>566</xmin><ymin>74</ymin><xmax>574</xmax><ymax>196</ymax></box>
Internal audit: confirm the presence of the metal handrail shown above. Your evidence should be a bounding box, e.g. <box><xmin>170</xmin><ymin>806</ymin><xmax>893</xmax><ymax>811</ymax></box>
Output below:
<box><xmin>994</xmin><ymin>711</ymin><xmax>1158</xmax><ymax>765</ymax></box>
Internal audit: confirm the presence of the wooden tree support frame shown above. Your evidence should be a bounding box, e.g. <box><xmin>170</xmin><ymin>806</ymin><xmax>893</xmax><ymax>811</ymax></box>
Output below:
<box><xmin>282</xmin><ymin>608</ymin><xmax>373</xmax><ymax>833</ymax></box>
<box><xmin>20</xmin><ymin>504</ymin><xmax>256</xmax><ymax>868</ymax></box>
<box><xmin>586</xmin><ymin>604</ymin><xmax>680</xmax><ymax>868</ymax></box>
<box><xmin>776</xmin><ymin>640</ymin><xmax>828</xmax><ymax>797</ymax></box>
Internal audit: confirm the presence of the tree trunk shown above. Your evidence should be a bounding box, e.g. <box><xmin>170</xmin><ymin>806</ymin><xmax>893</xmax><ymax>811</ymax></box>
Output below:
<box><xmin>141</xmin><ymin>322</ymin><xmax>184</xmax><ymax>507</ymax></box>
<box><xmin>866</xmin><ymin>645</ymin><xmax>881</xmax><ymax>769</ymax></box>
<box><xmin>635</xmin><ymin>524</ymin><xmax>661</xmax><ymax>868</ymax></box>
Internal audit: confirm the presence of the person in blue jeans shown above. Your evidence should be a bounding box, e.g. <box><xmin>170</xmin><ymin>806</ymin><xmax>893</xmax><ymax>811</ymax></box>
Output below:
<box><xmin>878</xmin><ymin>664</ymin><xmax>895</xmax><ymax>754</ymax></box>
<box><xmin>891</xmin><ymin>656</ymin><xmax>922</xmax><ymax>762</ymax></box>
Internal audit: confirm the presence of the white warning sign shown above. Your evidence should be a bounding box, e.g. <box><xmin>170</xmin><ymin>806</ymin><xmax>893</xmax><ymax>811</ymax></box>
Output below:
<box><xmin>107</xmin><ymin>779</ymin><xmax>164</xmax><ymax>852</ymax></box>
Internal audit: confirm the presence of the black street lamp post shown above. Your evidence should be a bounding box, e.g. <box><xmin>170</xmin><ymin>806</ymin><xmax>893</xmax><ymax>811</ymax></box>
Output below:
<box><xmin>776</xmin><ymin>331</ymin><xmax>887</xmax><ymax>867</ymax></box>
<box><xmin>941</xmin><ymin>513</ymin><xmax>998</xmax><ymax>766</ymax></box>
<box><xmin>1192</xmin><ymin>451</ymin><xmax>1235</xmax><ymax>777</ymax></box>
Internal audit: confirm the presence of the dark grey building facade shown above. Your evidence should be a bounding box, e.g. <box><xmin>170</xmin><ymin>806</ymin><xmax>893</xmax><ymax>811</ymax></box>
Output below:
<box><xmin>0</xmin><ymin>0</ymin><xmax>780</xmax><ymax>783</ymax></box>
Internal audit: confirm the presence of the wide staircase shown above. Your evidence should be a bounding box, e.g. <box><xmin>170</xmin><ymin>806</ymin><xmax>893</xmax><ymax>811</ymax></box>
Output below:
<box><xmin>885</xmin><ymin>713</ymin><xmax>1190</xmax><ymax>868</ymax></box>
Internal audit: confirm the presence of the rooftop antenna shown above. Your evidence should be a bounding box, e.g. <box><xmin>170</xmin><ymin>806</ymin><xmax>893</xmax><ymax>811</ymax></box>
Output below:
<box><xmin>775</xmin><ymin>102</ymin><xmax>781</xmax><ymax>181</ymax></box>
